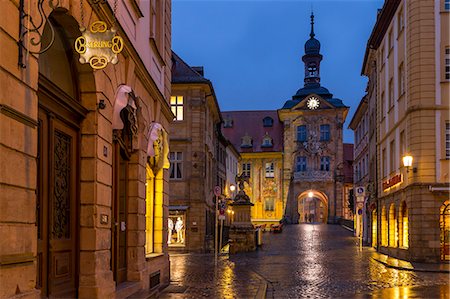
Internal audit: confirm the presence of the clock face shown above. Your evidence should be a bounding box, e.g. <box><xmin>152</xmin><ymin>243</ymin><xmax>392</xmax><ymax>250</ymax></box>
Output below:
<box><xmin>307</xmin><ymin>96</ymin><xmax>320</xmax><ymax>110</ymax></box>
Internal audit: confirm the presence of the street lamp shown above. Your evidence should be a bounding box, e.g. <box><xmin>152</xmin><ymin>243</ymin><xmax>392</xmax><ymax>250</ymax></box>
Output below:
<box><xmin>230</xmin><ymin>184</ymin><xmax>236</xmax><ymax>192</ymax></box>
<box><xmin>308</xmin><ymin>191</ymin><xmax>314</xmax><ymax>198</ymax></box>
<box><xmin>402</xmin><ymin>155</ymin><xmax>416</xmax><ymax>173</ymax></box>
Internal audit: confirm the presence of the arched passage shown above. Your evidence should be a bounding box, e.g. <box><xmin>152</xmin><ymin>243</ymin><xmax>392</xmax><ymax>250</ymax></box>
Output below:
<box><xmin>440</xmin><ymin>200</ymin><xmax>450</xmax><ymax>261</ymax></box>
<box><xmin>297</xmin><ymin>190</ymin><xmax>328</xmax><ymax>223</ymax></box>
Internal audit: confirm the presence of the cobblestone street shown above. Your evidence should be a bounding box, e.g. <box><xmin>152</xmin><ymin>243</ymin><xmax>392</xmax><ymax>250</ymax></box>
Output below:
<box><xmin>160</xmin><ymin>224</ymin><xmax>449</xmax><ymax>299</ymax></box>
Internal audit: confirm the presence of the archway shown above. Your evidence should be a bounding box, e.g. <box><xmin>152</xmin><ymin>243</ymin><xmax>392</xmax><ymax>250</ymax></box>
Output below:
<box><xmin>297</xmin><ymin>190</ymin><xmax>328</xmax><ymax>223</ymax></box>
<box><xmin>440</xmin><ymin>200</ymin><xmax>450</xmax><ymax>261</ymax></box>
<box><xmin>36</xmin><ymin>8</ymin><xmax>94</xmax><ymax>298</ymax></box>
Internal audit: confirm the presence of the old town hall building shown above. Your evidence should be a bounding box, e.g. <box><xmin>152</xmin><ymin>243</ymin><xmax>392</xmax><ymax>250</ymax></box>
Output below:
<box><xmin>223</xmin><ymin>14</ymin><xmax>353</xmax><ymax>226</ymax></box>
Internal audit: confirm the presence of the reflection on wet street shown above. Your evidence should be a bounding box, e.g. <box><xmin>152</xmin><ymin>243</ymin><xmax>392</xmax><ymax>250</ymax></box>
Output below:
<box><xmin>163</xmin><ymin>224</ymin><xmax>449</xmax><ymax>298</ymax></box>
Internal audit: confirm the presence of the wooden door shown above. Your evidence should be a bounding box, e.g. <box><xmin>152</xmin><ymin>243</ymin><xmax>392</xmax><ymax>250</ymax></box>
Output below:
<box><xmin>112</xmin><ymin>142</ymin><xmax>129</xmax><ymax>284</ymax></box>
<box><xmin>37</xmin><ymin>104</ymin><xmax>79</xmax><ymax>298</ymax></box>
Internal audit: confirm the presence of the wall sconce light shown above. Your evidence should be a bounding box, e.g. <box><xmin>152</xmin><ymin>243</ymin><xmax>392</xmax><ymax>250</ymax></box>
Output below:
<box><xmin>402</xmin><ymin>155</ymin><xmax>417</xmax><ymax>173</ymax></box>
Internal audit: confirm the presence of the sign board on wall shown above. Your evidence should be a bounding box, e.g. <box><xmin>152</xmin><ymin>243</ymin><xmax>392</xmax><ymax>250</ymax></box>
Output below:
<box><xmin>383</xmin><ymin>174</ymin><xmax>403</xmax><ymax>191</ymax></box>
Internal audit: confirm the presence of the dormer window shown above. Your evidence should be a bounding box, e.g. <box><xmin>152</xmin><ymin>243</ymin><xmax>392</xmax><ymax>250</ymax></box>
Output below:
<box><xmin>223</xmin><ymin>117</ymin><xmax>233</xmax><ymax>128</ymax></box>
<box><xmin>261</xmin><ymin>133</ymin><xmax>273</xmax><ymax>148</ymax></box>
<box><xmin>263</xmin><ymin>117</ymin><xmax>274</xmax><ymax>127</ymax></box>
<box><xmin>241</xmin><ymin>133</ymin><xmax>252</xmax><ymax>148</ymax></box>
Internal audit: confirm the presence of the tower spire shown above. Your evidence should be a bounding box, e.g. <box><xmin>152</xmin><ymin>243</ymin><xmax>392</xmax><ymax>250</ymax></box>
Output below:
<box><xmin>310</xmin><ymin>12</ymin><xmax>315</xmax><ymax>38</ymax></box>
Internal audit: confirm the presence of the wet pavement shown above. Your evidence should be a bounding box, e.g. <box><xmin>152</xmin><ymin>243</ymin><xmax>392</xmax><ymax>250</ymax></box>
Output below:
<box><xmin>160</xmin><ymin>224</ymin><xmax>449</xmax><ymax>299</ymax></box>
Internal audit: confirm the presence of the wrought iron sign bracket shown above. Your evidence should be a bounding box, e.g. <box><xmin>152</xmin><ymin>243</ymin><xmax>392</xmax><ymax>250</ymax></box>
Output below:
<box><xmin>18</xmin><ymin>0</ymin><xmax>60</xmax><ymax>68</ymax></box>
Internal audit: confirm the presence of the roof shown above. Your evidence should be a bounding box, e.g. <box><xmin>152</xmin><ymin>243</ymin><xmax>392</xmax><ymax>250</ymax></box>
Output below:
<box><xmin>171</xmin><ymin>52</ymin><xmax>209</xmax><ymax>84</ymax></box>
<box><xmin>221</xmin><ymin>110</ymin><xmax>283</xmax><ymax>153</ymax></box>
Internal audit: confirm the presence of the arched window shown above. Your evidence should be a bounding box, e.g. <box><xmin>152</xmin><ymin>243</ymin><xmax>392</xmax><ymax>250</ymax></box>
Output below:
<box><xmin>381</xmin><ymin>206</ymin><xmax>388</xmax><ymax>246</ymax></box>
<box><xmin>389</xmin><ymin>204</ymin><xmax>398</xmax><ymax>247</ymax></box>
<box><xmin>263</xmin><ymin>117</ymin><xmax>274</xmax><ymax>127</ymax></box>
<box><xmin>399</xmin><ymin>201</ymin><xmax>409</xmax><ymax>248</ymax></box>
<box><xmin>440</xmin><ymin>200</ymin><xmax>450</xmax><ymax>261</ymax></box>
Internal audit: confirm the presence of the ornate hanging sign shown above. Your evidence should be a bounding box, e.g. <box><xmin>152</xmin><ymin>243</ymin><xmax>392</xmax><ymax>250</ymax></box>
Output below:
<box><xmin>75</xmin><ymin>21</ymin><xmax>123</xmax><ymax>69</ymax></box>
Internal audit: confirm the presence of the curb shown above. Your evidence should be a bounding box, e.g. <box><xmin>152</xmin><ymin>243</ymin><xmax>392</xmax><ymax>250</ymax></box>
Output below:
<box><xmin>340</xmin><ymin>224</ymin><xmax>354</xmax><ymax>232</ymax></box>
<box><xmin>372</xmin><ymin>257</ymin><xmax>450</xmax><ymax>273</ymax></box>
<box><xmin>251</xmin><ymin>271</ymin><xmax>268</xmax><ymax>299</ymax></box>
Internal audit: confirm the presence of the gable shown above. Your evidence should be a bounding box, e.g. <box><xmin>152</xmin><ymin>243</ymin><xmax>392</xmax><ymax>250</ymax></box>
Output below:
<box><xmin>291</xmin><ymin>94</ymin><xmax>335</xmax><ymax>111</ymax></box>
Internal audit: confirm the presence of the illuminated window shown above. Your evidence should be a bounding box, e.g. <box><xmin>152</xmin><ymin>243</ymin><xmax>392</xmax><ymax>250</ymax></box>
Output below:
<box><xmin>320</xmin><ymin>124</ymin><xmax>330</xmax><ymax>141</ymax></box>
<box><xmin>296</xmin><ymin>156</ymin><xmax>307</xmax><ymax>172</ymax></box>
<box><xmin>170</xmin><ymin>96</ymin><xmax>183</xmax><ymax>121</ymax></box>
<box><xmin>264</xmin><ymin>197</ymin><xmax>274</xmax><ymax>211</ymax></box>
<box><xmin>168</xmin><ymin>212</ymin><xmax>186</xmax><ymax>247</ymax></box>
<box><xmin>145</xmin><ymin>165</ymin><xmax>163</xmax><ymax>255</ymax></box>
<box><xmin>169</xmin><ymin>152</ymin><xmax>183</xmax><ymax>179</ymax></box>
<box><xmin>265</xmin><ymin>162</ymin><xmax>275</xmax><ymax>178</ymax></box>
<box><xmin>372</xmin><ymin>209</ymin><xmax>377</xmax><ymax>248</ymax></box>
<box><xmin>381</xmin><ymin>206</ymin><xmax>388</xmax><ymax>246</ymax></box>
<box><xmin>242</xmin><ymin>163</ymin><xmax>251</xmax><ymax>177</ymax></box>
<box><xmin>446</xmin><ymin>122</ymin><xmax>450</xmax><ymax>159</ymax></box>
<box><xmin>320</xmin><ymin>156</ymin><xmax>330</xmax><ymax>171</ymax></box>
<box><xmin>389</xmin><ymin>204</ymin><xmax>398</xmax><ymax>247</ymax></box>
<box><xmin>297</xmin><ymin>125</ymin><xmax>307</xmax><ymax>142</ymax></box>
<box><xmin>399</xmin><ymin>201</ymin><xmax>409</xmax><ymax>248</ymax></box>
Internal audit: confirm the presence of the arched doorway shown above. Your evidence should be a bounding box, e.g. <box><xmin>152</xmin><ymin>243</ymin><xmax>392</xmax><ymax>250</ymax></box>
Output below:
<box><xmin>371</xmin><ymin>209</ymin><xmax>377</xmax><ymax>248</ymax></box>
<box><xmin>36</xmin><ymin>10</ymin><xmax>89</xmax><ymax>297</ymax></box>
<box><xmin>297</xmin><ymin>190</ymin><xmax>328</xmax><ymax>223</ymax></box>
<box><xmin>440</xmin><ymin>200</ymin><xmax>450</xmax><ymax>261</ymax></box>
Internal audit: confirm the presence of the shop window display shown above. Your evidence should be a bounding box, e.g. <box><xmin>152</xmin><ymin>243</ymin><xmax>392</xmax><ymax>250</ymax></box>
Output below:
<box><xmin>168</xmin><ymin>213</ymin><xmax>186</xmax><ymax>246</ymax></box>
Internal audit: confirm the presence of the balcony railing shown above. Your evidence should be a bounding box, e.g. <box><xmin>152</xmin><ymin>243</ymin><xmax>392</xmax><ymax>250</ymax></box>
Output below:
<box><xmin>293</xmin><ymin>170</ymin><xmax>333</xmax><ymax>182</ymax></box>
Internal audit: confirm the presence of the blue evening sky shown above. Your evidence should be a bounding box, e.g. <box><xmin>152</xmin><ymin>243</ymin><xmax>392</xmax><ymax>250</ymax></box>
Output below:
<box><xmin>172</xmin><ymin>0</ymin><xmax>384</xmax><ymax>143</ymax></box>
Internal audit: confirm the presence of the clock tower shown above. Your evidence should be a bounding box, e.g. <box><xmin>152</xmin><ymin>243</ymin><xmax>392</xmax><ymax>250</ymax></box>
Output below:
<box><xmin>278</xmin><ymin>12</ymin><xmax>351</xmax><ymax>225</ymax></box>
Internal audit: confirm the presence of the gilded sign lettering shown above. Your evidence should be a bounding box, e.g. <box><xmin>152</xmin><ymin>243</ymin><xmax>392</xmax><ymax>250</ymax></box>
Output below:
<box><xmin>75</xmin><ymin>21</ymin><xmax>124</xmax><ymax>70</ymax></box>
<box><xmin>382</xmin><ymin>174</ymin><xmax>402</xmax><ymax>191</ymax></box>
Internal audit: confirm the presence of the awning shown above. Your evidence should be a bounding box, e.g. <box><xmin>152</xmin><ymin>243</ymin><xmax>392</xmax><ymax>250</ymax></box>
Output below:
<box><xmin>169</xmin><ymin>205</ymin><xmax>189</xmax><ymax>211</ymax></box>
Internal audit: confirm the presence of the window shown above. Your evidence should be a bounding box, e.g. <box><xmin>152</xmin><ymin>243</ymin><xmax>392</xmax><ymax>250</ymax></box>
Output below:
<box><xmin>398</xmin><ymin>7</ymin><xmax>404</xmax><ymax>34</ymax></box>
<box><xmin>390</xmin><ymin>140</ymin><xmax>395</xmax><ymax>173</ymax></box>
<box><xmin>399</xmin><ymin>202</ymin><xmax>409</xmax><ymax>248</ymax></box>
<box><xmin>264</xmin><ymin>197</ymin><xmax>274</xmax><ymax>211</ymax></box>
<box><xmin>223</xmin><ymin>118</ymin><xmax>233</xmax><ymax>128</ymax></box>
<box><xmin>307</xmin><ymin>63</ymin><xmax>317</xmax><ymax>77</ymax></box>
<box><xmin>362</xmin><ymin>157</ymin><xmax>366</xmax><ymax>177</ymax></box>
<box><xmin>398</xmin><ymin>63</ymin><xmax>405</xmax><ymax>96</ymax></box>
<box><xmin>320</xmin><ymin>156</ymin><xmax>330</xmax><ymax>171</ymax></box>
<box><xmin>263</xmin><ymin>117</ymin><xmax>274</xmax><ymax>127</ymax></box>
<box><xmin>445</xmin><ymin>48</ymin><xmax>450</xmax><ymax>80</ymax></box>
<box><xmin>382</xmin><ymin>148</ymin><xmax>387</xmax><ymax>177</ymax></box>
<box><xmin>150</xmin><ymin>0</ymin><xmax>163</xmax><ymax>50</ymax></box>
<box><xmin>446</xmin><ymin>0</ymin><xmax>450</xmax><ymax>11</ymax></box>
<box><xmin>261</xmin><ymin>133</ymin><xmax>273</xmax><ymax>148</ymax></box>
<box><xmin>170</xmin><ymin>96</ymin><xmax>183</xmax><ymax>121</ymax></box>
<box><xmin>169</xmin><ymin>152</ymin><xmax>183</xmax><ymax>179</ymax></box>
<box><xmin>446</xmin><ymin>122</ymin><xmax>450</xmax><ymax>159</ymax></box>
<box><xmin>380</xmin><ymin>44</ymin><xmax>385</xmax><ymax>64</ymax></box>
<box><xmin>388</xmin><ymin>79</ymin><xmax>394</xmax><ymax>108</ymax></box>
<box><xmin>389</xmin><ymin>204</ymin><xmax>398</xmax><ymax>247</ymax></box>
<box><xmin>146</xmin><ymin>165</ymin><xmax>163</xmax><ymax>254</ymax></box>
<box><xmin>242</xmin><ymin>163</ymin><xmax>251</xmax><ymax>177</ymax></box>
<box><xmin>241</xmin><ymin>134</ymin><xmax>252</xmax><ymax>148</ymax></box>
<box><xmin>265</xmin><ymin>162</ymin><xmax>275</xmax><ymax>178</ymax></box>
<box><xmin>381</xmin><ymin>206</ymin><xmax>388</xmax><ymax>246</ymax></box>
<box><xmin>320</xmin><ymin>124</ymin><xmax>330</xmax><ymax>141</ymax></box>
<box><xmin>297</xmin><ymin>125</ymin><xmax>307</xmax><ymax>142</ymax></box>
<box><xmin>400</xmin><ymin>130</ymin><xmax>405</xmax><ymax>157</ymax></box>
<box><xmin>296</xmin><ymin>156</ymin><xmax>307</xmax><ymax>172</ymax></box>
<box><xmin>388</xmin><ymin>28</ymin><xmax>394</xmax><ymax>50</ymax></box>
<box><xmin>380</xmin><ymin>91</ymin><xmax>385</xmax><ymax>119</ymax></box>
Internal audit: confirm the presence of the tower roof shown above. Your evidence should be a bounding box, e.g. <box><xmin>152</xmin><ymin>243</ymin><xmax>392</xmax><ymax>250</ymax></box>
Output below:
<box><xmin>304</xmin><ymin>12</ymin><xmax>320</xmax><ymax>55</ymax></box>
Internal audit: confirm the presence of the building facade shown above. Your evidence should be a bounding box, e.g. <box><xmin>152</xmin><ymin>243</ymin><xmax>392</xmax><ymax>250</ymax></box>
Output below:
<box><xmin>169</xmin><ymin>53</ymin><xmax>223</xmax><ymax>252</ymax></box>
<box><xmin>222</xmin><ymin>111</ymin><xmax>285</xmax><ymax>226</ymax></box>
<box><xmin>349</xmin><ymin>97</ymin><xmax>370</xmax><ymax>240</ymax></box>
<box><xmin>279</xmin><ymin>14</ymin><xmax>351</xmax><ymax>224</ymax></box>
<box><xmin>0</xmin><ymin>1</ymin><xmax>172</xmax><ymax>298</ymax></box>
<box><xmin>362</xmin><ymin>0</ymin><xmax>450</xmax><ymax>262</ymax></box>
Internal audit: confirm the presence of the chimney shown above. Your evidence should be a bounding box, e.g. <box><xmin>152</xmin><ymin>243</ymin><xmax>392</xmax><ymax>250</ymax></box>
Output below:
<box><xmin>192</xmin><ymin>66</ymin><xmax>204</xmax><ymax>76</ymax></box>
